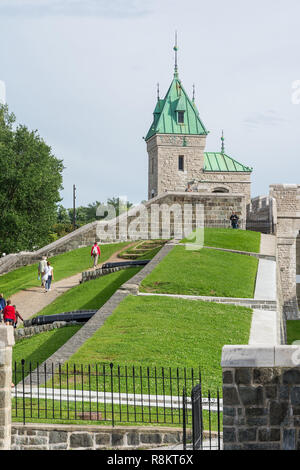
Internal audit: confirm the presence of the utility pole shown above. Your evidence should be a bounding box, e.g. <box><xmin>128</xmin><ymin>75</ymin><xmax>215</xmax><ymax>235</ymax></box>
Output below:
<box><xmin>73</xmin><ymin>184</ymin><xmax>76</xmax><ymax>231</ymax></box>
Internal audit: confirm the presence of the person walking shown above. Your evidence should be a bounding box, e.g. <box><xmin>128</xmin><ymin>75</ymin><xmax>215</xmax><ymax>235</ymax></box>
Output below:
<box><xmin>0</xmin><ymin>293</ymin><xmax>6</xmax><ymax>323</ymax></box>
<box><xmin>38</xmin><ymin>256</ymin><xmax>48</xmax><ymax>288</ymax></box>
<box><xmin>45</xmin><ymin>261</ymin><xmax>54</xmax><ymax>292</ymax></box>
<box><xmin>13</xmin><ymin>305</ymin><xmax>24</xmax><ymax>328</ymax></box>
<box><xmin>230</xmin><ymin>212</ymin><xmax>239</xmax><ymax>229</ymax></box>
<box><xmin>91</xmin><ymin>241</ymin><xmax>101</xmax><ymax>269</ymax></box>
<box><xmin>3</xmin><ymin>300</ymin><xmax>16</xmax><ymax>326</ymax></box>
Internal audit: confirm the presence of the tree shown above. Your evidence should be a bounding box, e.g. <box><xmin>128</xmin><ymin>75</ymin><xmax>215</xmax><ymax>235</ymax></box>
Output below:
<box><xmin>0</xmin><ymin>105</ymin><xmax>64</xmax><ymax>253</ymax></box>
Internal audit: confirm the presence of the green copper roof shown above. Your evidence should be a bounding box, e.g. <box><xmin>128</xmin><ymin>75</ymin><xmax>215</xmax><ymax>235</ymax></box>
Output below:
<box><xmin>204</xmin><ymin>152</ymin><xmax>252</xmax><ymax>173</ymax></box>
<box><xmin>145</xmin><ymin>77</ymin><xmax>208</xmax><ymax>141</ymax></box>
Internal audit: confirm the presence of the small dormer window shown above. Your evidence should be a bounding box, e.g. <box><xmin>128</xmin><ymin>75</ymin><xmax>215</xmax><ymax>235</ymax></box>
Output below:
<box><xmin>177</xmin><ymin>111</ymin><xmax>184</xmax><ymax>124</ymax></box>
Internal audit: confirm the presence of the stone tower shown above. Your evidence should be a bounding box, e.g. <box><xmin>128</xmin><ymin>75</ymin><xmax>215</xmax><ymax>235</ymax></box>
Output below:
<box><xmin>145</xmin><ymin>41</ymin><xmax>208</xmax><ymax>200</ymax></box>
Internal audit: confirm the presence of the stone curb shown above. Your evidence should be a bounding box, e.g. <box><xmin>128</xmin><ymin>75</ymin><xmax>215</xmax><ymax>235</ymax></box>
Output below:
<box><xmin>183</xmin><ymin>244</ymin><xmax>276</xmax><ymax>261</ymax></box>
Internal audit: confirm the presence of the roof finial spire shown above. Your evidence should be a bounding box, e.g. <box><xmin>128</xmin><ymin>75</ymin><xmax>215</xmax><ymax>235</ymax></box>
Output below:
<box><xmin>173</xmin><ymin>31</ymin><xmax>179</xmax><ymax>78</ymax></box>
<box><xmin>221</xmin><ymin>130</ymin><xmax>225</xmax><ymax>154</ymax></box>
<box><xmin>157</xmin><ymin>83</ymin><xmax>160</xmax><ymax>101</ymax></box>
<box><xmin>192</xmin><ymin>83</ymin><xmax>195</xmax><ymax>102</ymax></box>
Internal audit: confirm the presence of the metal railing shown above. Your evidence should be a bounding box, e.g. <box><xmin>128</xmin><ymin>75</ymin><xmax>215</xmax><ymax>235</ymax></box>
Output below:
<box><xmin>12</xmin><ymin>360</ymin><xmax>222</xmax><ymax>431</ymax></box>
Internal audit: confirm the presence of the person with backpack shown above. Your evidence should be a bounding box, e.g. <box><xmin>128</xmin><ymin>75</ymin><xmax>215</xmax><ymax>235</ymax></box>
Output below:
<box><xmin>91</xmin><ymin>241</ymin><xmax>101</xmax><ymax>268</ymax></box>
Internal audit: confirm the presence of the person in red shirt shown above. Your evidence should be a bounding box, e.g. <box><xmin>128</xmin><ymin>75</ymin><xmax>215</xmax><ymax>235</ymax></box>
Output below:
<box><xmin>91</xmin><ymin>241</ymin><xmax>101</xmax><ymax>269</ymax></box>
<box><xmin>3</xmin><ymin>300</ymin><xmax>16</xmax><ymax>326</ymax></box>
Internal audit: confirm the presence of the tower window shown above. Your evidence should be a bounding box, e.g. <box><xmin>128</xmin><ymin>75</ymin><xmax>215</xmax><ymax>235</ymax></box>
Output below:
<box><xmin>178</xmin><ymin>155</ymin><xmax>184</xmax><ymax>171</ymax></box>
<box><xmin>177</xmin><ymin>111</ymin><xmax>184</xmax><ymax>124</ymax></box>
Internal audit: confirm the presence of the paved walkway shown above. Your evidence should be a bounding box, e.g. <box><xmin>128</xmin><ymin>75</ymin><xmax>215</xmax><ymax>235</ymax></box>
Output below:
<box><xmin>254</xmin><ymin>259</ymin><xmax>277</xmax><ymax>301</ymax></box>
<box><xmin>260</xmin><ymin>233</ymin><xmax>276</xmax><ymax>257</ymax></box>
<box><xmin>10</xmin><ymin>243</ymin><xmax>137</xmax><ymax>322</ymax></box>
<box><xmin>22</xmin><ymin>242</ymin><xmax>176</xmax><ymax>385</ymax></box>
<box><xmin>249</xmin><ymin>309</ymin><xmax>278</xmax><ymax>345</ymax></box>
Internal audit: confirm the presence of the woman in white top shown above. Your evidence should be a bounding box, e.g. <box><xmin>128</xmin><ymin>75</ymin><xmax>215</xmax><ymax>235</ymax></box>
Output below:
<box><xmin>44</xmin><ymin>261</ymin><xmax>54</xmax><ymax>292</ymax></box>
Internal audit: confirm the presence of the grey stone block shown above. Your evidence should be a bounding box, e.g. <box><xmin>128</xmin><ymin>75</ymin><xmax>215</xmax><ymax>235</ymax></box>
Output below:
<box><xmin>258</xmin><ymin>428</ymin><xmax>280</xmax><ymax>442</ymax></box>
<box><xmin>95</xmin><ymin>433</ymin><xmax>111</xmax><ymax>446</ymax></box>
<box><xmin>70</xmin><ymin>433</ymin><xmax>94</xmax><ymax>449</ymax></box>
<box><xmin>222</xmin><ymin>370</ymin><xmax>233</xmax><ymax>384</ymax></box>
<box><xmin>111</xmin><ymin>432</ymin><xmax>125</xmax><ymax>447</ymax></box>
<box><xmin>140</xmin><ymin>433</ymin><xmax>162</xmax><ymax>444</ymax></box>
<box><xmin>238</xmin><ymin>386</ymin><xmax>264</xmax><ymax>406</ymax></box>
<box><xmin>291</xmin><ymin>387</ymin><xmax>300</xmax><ymax>406</ymax></box>
<box><xmin>283</xmin><ymin>369</ymin><xmax>300</xmax><ymax>384</ymax></box>
<box><xmin>49</xmin><ymin>431</ymin><xmax>68</xmax><ymax>444</ymax></box>
<box><xmin>223</xmin><ymin>427</ymin><xmax>236</xmax><ymax>443</ymax></box>
<box><xmin>238</xmin><ymin>428</ymin><xmax>257</xmax><ymax>442</ymax></box>
<box><xmin>127</xmin><ymin>432</ymin><xmax>139</xmax><ymax>446</ymax></box>
<box><xmin>283</xmin><ymin>428</ymin><xmax>296</xmax><ymax>450</ymax></box>
<box><xmin>270</xmin><ymin>401</ymin><xmax>289</xmax><ymax>426</ymax></box>
<box><xmin>235</xmin><ymin>368</ymin><xmax>251</xmax><ymax>385</ymax></box>
<box><xmin>223</xmin><ymin>386</ymin><xmax>240</xmax><ymax>406</ymax></box>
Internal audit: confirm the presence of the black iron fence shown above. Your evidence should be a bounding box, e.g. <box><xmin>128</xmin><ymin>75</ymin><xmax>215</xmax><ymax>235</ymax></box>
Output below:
<box><xmin>12</xmin><ymin>360</ymin><xmax>222</xmax><ymax>446</ymax></box>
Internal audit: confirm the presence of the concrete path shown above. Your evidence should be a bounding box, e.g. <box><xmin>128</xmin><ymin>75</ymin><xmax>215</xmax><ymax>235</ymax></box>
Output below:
<box><xmin>249</xmin><ymin>309</ymin><xmax>278</xmax><ymax>345</ymax></box>
<box><xmin>254</xmin><ymin>259</ymin><xmax>277</xmax><ymax>301</ymax></box>
<box><xmin>22</xmin><ymin>242</ymin><xmax>176</xmax><ymax>385</ymax></box>
<box><xmin>260</xmin><ymin>233</ymin><xmax>276</xmax><ymax>257</ymax></box>
<box><xmin>10</xmin><ymin>243</ymin><xmax>137</xmax><ymax>323</ymax></box>
<box><xmin>152</xmin><ymin>438</ymin><xmax>222</xmax><ymax>451</ymax></box>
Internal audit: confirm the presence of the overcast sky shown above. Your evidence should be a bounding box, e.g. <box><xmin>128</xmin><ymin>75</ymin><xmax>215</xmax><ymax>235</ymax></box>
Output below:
<box><xmin>0</xmin><ymin>0</ymin><xmax>300</xmax><ymax>207</ymax></box>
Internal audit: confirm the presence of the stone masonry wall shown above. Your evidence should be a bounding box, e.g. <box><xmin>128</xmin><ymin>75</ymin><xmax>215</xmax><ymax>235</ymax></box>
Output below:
<box><xmin>0</xmin><ymin>326</ymin><xmax>14</xmax><ymax>449</ymax></box>
<box><xmin>0</xmin><ymin>191</ymin><xmax>246</xmax><ymax>276</ymax></box>
<box><xmin>147</xmin><ymin>134</ymin><xmax>207</xmax><ymax>199</ymax></box>
<box><xmin>222</xmin><ymin>345</ymin><xmax>300</xmax><ymax>450</ymax></box>
<box><xmin>270</xmin><ymin>184</ymin><xmax>300</xmax><ymax>320</ymax></box>
<box><xmin>11</xmin><ymin>424</ymin><xmax>191</xmax><ymax>450</ymax></box>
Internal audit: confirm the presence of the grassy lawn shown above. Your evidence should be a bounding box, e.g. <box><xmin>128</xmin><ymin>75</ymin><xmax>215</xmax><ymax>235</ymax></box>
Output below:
<box><xmin>140</xmin><ymin>245</ymin><xmax>258</xmax><ymax>298</ymax></box>
<box><xmin>286</xmin><ymin>320</ymin><xmax>300</xmax><ymax>344</ymax></box>
<box><xmin>67</xmin><ymin>295</ymin><xmax>252</xmax><ymax>390</ymax></box>
<box><xmin>34</xmin><ymin>267</ymin><xmax>141</xmax><ymax>317</ymax></box>
<box><xmin>0</xmin><ymin>242</ymin><xmax>130</xmax><ymax>297</ymax></box>
<box><xmin>12</xmin><ymin>325</ymin><xmax>82</xmax><ymax>372</ymax></box>
<box><xmin>181</xmin><ymin>228</ymin><xmax>261</xmax><ymax>253</ymax></box>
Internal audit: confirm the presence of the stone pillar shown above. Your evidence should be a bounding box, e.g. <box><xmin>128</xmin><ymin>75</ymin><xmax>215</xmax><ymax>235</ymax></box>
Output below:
<box><xmin>0</xmin><ymin>326</ymin><xmax>15</xmax><ymax>450</ymax></box>
<box><xmin>222</xmin><ymin>345</ymin><xmax>300</xmax><ymax>450</ymax></box>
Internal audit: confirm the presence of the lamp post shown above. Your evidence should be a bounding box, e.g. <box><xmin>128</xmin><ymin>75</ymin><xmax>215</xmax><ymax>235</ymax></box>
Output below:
<box><xmin>73</xmin><ymin>184</ymin><xmax>76</xmax><ymax>231</ymax></box>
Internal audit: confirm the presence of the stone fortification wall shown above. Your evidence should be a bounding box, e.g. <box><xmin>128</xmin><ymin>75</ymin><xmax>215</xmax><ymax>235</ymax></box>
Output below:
<box><xmin>0</xmin><ymin>191</ymin><xmax>246</xmax><ymax>276</ymax></box>
<box><xmin>246</xmin><ymin>195</ymin><xmax>276</xmax><ymax>234</ymax></box>
<box><xmin>270</xmin><ymin>184</ymin><xmax>300</xmax><ymax>320</ymax></box>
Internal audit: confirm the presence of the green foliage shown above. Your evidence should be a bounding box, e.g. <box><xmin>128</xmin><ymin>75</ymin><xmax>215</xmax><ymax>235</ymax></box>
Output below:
<box><xmin>52</xmin><ymin>199</ymin><xmax>134</xmax><ymax>239</ymax></box>
<box><xmin>0</xmin><ymin>105</ymin><xmax>64</xmax><ymax>253</ymax></box>
<box><xmin>286</xmin><ymin>320</ymin><xmax>300</xmax><ymax>345</ymax></box>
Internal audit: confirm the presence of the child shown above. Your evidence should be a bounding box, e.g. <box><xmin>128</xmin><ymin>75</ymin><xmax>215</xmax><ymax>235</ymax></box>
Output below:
<box><xmin>13</xmin><ymin>305</ymin><xmax>24</xmax><ymax>328</ymax></box>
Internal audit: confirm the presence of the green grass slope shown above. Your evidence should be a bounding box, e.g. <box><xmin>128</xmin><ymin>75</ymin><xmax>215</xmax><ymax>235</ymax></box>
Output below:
<box><xmin>182</xmin><ymin>228</ymin><xmax>261</xmax><ymax>253</ymax></box>
<box><xmin>67</xmin><ymin>295</ymin><xmax>252</xmax><ymax>390</ymax></box>
<box><xmin>0</xmin><ymin>242</ymin><xmax>130</xmax><ymax>297</ymax></box>
<box><xmin>140</xmin><ymin>245</ymin><xmax>258</xmax><ymax>298</ymax></box>
<box><xmin>35</xmin><ymin>267</ymin><xmax>141</xmax><ymax>317</ymax></box>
